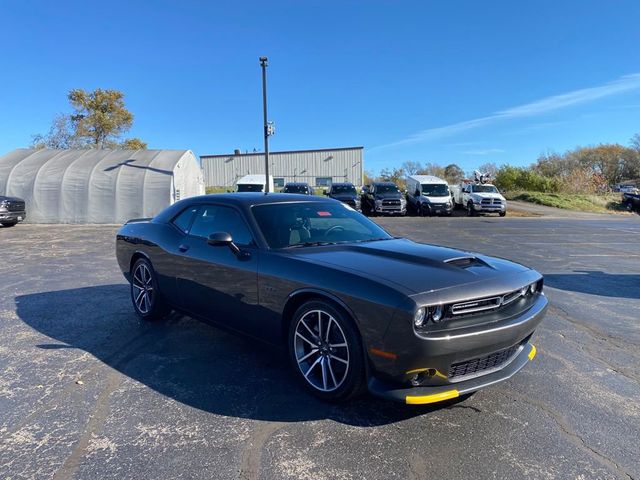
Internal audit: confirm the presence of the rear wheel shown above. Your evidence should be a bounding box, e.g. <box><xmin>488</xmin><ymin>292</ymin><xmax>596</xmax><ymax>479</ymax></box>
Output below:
<box><xmin>130</xmin><ymin>257</ymin><xmax>171</xmax><ymax>321</ymax></box>
<box><xmin>288</xmin><ymin>300</ymin><xmax>365</xmax><ymax>402</ymax></box>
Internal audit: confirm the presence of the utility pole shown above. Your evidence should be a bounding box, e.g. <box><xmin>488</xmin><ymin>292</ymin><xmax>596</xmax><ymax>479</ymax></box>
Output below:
<box><xmin>259</xmin><ymin>56</ymin><xmax>271</xmax><ymax>193</ymax></box>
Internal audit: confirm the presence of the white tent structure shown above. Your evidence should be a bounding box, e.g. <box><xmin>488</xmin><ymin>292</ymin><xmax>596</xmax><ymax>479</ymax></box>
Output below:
<box><xmin>0</xmin><ymin>149</ymin><xmax>204</xmax><ymax>223</ymax></box>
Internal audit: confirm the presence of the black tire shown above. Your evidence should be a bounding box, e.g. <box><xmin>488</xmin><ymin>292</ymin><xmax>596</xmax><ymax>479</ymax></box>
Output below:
<box><xmin>467</xmin><ymin>202</ymin><xmax>475</xmax><ymax>217</ymax></box>
<box><xmin>499</xmin><ymin>211</ymin><xmax>506</xmax><ymax>217</ymax></box>
<box><xmin>288</xmin><ymin>300</ymin><xmax>366</xmax><ymax>402</ymax></box>
<box><xmin>0</xmin><ymin>220</ymin><xmax>18</xmax><ymax>227</ymax></box>
<box><xmin>130</xmin><ymin>257</ymin><xmax>171</xmax><ymax>321</ymax></box>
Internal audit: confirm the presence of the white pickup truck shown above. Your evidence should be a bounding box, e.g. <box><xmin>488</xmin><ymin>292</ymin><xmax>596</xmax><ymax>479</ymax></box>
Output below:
<box><xmin>450</xmin><ymin>182</ymin><xmax>507</xmax><ymax>216</ymax></box>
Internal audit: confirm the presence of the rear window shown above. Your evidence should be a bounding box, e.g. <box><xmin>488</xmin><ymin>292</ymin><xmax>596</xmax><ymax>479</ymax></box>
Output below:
<box><xmin>172</xmin><ymin>206</ymin><xmax>198</xmax><ymax>233</ymax></box>
<box><xmin>237</xmin><ymin>184</ymin><xmax>263</xmax><ymax>192</ymax></box>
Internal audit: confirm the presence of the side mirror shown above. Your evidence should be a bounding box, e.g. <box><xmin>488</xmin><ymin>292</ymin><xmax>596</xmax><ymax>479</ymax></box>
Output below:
<box><xmin>207</xmin><ymin>232</ymin><xmax>240</xmax><ymax>255</ymax></box>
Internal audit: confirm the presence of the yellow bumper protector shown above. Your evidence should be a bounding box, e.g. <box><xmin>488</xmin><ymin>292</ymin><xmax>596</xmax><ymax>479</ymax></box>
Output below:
<box><xmin>406</xmin><ymin>389</ymin><xmax>459</xmax><ymax>405</ymax></box>
<box><xmin>528</xmin><ymin>344</ymin><xmax>537</xmax><ymax>361</ymax></box>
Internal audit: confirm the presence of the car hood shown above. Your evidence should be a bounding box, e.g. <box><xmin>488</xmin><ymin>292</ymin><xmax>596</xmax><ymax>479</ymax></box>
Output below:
<box><xmin>471</xmin><ymin>192</ymin><xmax>504</xmax><ymax>200</ymax></box>
<box><xmin>375</xmin><ymin>192</ymin><xmax>402</xmax><ymax>200</ymax></box>
<box><xmin>287</xmin><ymin>238</ymin><xmax>530</xmax><ymax>295</ymax></box>
<box><xmin>0</xmin><ymin>196</ymin><xmax>25</xmax><ymax>202</ymax></box>
<box><xmin>423</xmin><ymin>195</ymin><xmax>451</xmax><ymax>203</ymax></box>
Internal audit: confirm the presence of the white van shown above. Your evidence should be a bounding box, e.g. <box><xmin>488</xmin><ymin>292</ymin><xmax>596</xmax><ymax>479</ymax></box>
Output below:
<box><xmin>405</xmin><ymin>175</ymin><xmax>453</xmax><ymax>216</ymax></box>
<box><xmin>235</xmin><ymin>174</ymin><xmax>274</xmax><ymax>193</ymax></box>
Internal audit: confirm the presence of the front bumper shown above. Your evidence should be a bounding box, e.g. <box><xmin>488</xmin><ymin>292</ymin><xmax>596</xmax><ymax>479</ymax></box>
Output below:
<box><xmin>0</xmin><ymin>211</ymin><xmax>26</xmax><ymax>223</ymax></box>
<box><xmin>369</xmin><ymin>343</ymin><xmax>537</xmax><ymax>404</ymax></box>
<box><xmin>367</xmin><ymin>293</ymin><xmax>547</xmax><ymax>404</ymax></box>
<box><xmin>473</xmin><ymin>203</ymin><xmax>506</xmax><ymax>212</ymax></box>
<box><xmin>424</xmin><ymin>203</ymin><xmax>453</xmax><ymax>215</ymax></box>
<box><xmin>375</xmin><ymin>205</ymin><xmax>407</xmax><ymax>215</ymax></box>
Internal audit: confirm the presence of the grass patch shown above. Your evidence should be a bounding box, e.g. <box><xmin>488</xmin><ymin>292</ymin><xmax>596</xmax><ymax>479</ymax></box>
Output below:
<box><xmin>504</xmin><ymin>191</ymin><xmax>625</xmax><ymax>213</ymax></box>
<box><xmin>205</xmin><ymin>186</ymin><xmax>232</xmax><ymax>194</ymax></box>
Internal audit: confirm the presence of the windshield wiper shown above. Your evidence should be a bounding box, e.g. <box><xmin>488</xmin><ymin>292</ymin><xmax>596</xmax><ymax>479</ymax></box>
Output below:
<box><xmin>285</xmin><ymin>241</ymin><xmax>338</xmax><ymax>249</ymax></box>
<box><xmin>352</xmin><ymin>237</ymin><xmax>395</xmax><ymax>243</ymax></box>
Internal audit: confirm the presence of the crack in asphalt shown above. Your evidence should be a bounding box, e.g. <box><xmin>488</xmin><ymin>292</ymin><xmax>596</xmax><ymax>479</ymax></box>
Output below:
<box><xmin>548</xmin><ymin>304</ymin><xmax>640</xmax><ymax>385</ymax></box>
<box><xmin>503</xmin><ymin>390</ymin><xmax>634</xmax><ymax>480</ymax></box>
<box><xmin>238</xmin><ymin>421</ymin><xmax>286</xmax><ymax>480</ymax></box>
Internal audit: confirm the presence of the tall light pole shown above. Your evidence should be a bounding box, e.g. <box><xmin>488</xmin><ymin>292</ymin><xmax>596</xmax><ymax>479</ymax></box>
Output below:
<box><xmin>259</xmin><ymin>56</ymin><xmax>270</xmax><ymax>193</ymax></box>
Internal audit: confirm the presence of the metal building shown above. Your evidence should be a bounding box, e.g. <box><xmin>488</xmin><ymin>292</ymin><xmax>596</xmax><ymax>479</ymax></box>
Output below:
<box><xmin>201</xmin><ymin>146</ymin><xmax>364</xmax><ymax>189</ymax></box>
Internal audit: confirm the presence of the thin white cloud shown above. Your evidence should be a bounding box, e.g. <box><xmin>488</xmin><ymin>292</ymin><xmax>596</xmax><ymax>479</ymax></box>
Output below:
<box><xmin>461</xmin><ymin>148</ymin><xmax>505</xmax><ymax>155</ymax></box>
<box><xmin>371</xmin><ymin>73</ymin><xmax>640</xmax><ymax>150</ymax></box>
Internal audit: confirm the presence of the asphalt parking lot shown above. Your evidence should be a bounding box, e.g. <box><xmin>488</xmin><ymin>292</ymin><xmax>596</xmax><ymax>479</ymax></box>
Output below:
<box><xmin>1</xmin><ymin>213</ymin><xmax>639</xmax><ymax>480</ymax></box>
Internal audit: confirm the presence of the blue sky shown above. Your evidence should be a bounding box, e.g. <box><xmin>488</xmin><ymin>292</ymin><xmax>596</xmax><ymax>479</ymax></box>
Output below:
<box><xmin>1</xmin><ymin>0</ymin><xmax>639</xmax><ymax>174</ymax></box>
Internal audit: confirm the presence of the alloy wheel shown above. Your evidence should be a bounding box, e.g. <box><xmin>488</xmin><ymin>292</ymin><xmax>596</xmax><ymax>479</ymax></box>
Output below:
<box><xmin>132</xmin><ymin>262</ymin><xmax>154</xmax><ymax>314</ymax></box>
<box><xmin>293</xmin><ymin>309</ymin><xmax>350</xmax><ymax>392</ymax></box>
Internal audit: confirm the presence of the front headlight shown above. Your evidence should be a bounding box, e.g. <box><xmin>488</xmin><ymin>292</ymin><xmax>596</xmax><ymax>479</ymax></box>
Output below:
<box><xmin>375</xmin><ymin>199</ymin><xmax>382</xmax><ymax>206</ymax></box>
<box><xmin>400</xmin><ymin>197</ymin><xmax>406</xmax><ymax>204</ymax></box>
<box><xmin>413</xmin><ymin>307</ymin><xmax>426</xmax><ymax>327</ymax></box>
<box><xmin>446</xmin><ymin>201</ymin><xmax>452</xmax><ymax>208</ymax></box>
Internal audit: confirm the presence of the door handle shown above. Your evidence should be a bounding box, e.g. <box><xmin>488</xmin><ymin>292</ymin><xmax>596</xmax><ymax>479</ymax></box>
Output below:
<box><xmin>178</xmin><ymin>244</ymin><xmax>190</xmax><ymax>252</ymax></box>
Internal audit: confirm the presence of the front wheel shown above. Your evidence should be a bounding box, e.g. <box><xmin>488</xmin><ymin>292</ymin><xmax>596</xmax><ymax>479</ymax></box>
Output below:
<box><xmin>288</xmin><ymin>300</ymin><xmax>365</xmax><ymax>402</ymax></box>
<box><xmin>130</xmin><ymin>258</ymin><xmax>171</xmax><ymax>321</ymax></box>
<box><xmin>0</xmin><ymin>220</ymin><xmax>18</xmax><ymax>227</ymax></box>
<box><xmin>499</xmin><ymin>211</ymin><xmax>506</xmax><ymax>217</ymax></box>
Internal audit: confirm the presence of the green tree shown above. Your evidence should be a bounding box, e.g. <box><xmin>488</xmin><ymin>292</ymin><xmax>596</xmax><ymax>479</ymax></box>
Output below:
<box><xmin>121</xmin><ymin>138</ymin><xmax>148</xmax><ymax>150</ymax></box>
<box><xmin>68</xmin><ymin>88</ymin><xmax>134</xmax><ymax>147</ymax></box>
<box><xmin>31</xmin><ymin>114</ymin><xmax>78</xmax><ymax>149</ymax></box>
<box><xmin>32</xmin><ymin>88</ymin><xmax>146</xmax><ymax>149</ymax></box>
<box><xmin>443</xmin><ymin>164</ymin><xmax>465</xmax><ymax>184</ymax></box>
<box><xmin>379</xmin><ymin>167</ymin><xmax>406</xmax><ymax>189</ymax></box>
<box><xmin>401</xmin><ymin>161</ymin><xmax>422</xmax><ymax>175</ymax></box>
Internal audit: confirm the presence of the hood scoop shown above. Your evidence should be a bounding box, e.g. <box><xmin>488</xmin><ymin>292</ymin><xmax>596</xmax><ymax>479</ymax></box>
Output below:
<box><xmin>444</xmin><ymin>256</ymin><xmax>490</xmax><ymax>269</ymax></box>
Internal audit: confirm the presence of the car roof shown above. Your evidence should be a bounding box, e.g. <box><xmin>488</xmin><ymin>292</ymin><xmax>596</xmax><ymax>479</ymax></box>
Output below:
<box><xmin>331</xmin><ymin>182</ymin><xmax>354</xmax><ymax>187</ymax></box>
<box><xmin>284</xmin><ymin>182</ymin><xmax>310</xmax><ymax>186</ymax></box>
<box><xmin>373</xmin><ymin>181</ymin><xmax>397</xmax><ymax>186</ymax></box>
<box><xmin>153</xmin><ymin>192</ymin><xmax>333</xmax><ymax>223</ymax></box>
<box><xmin>408</xmin><ymin>175</ymin><xmax>447</xmax><ymax>184</ymax></box>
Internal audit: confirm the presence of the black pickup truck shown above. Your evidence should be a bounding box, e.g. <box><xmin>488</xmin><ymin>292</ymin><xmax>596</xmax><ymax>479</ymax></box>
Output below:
<box><xmin>622</xmin><ymin>192</ymin><xmax>640</xmax><ymax>214</ymax></box>
<box><xmin>0</xmin><ymin>196</ymin><xmax>26</xmax><ymax>227</ymax></box>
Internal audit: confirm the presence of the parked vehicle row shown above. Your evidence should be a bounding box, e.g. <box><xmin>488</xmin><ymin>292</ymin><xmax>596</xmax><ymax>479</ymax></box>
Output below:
<box><xmin>233</xmin><ymin>174</ymin><xmax>507</xmax><ymax>217</ymax></box>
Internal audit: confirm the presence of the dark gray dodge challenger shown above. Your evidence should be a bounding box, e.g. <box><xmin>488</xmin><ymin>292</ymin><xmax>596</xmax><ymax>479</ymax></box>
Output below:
<box><xmin>116</xmin><ymin>193</ymin><xmax>547</xmax><ymax>404</ymax></box>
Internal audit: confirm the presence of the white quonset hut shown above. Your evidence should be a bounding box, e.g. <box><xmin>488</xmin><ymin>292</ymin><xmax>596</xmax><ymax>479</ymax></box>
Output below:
<box><xmin>0</xmin><ymin>149</ymin><xmax>204</xmax><ymax>223</ymax></box>
<box><xmin>201</xmin><ymin>146</ymin><xmax>364</xmax><ymax>189</ymax></box>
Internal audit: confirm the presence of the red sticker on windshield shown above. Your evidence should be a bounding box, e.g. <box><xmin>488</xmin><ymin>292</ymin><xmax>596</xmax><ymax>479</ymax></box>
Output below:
<box><xmin>317</xmin><ymin>211</ymin><xmax>332</xmax><ymax>216</ymax></box>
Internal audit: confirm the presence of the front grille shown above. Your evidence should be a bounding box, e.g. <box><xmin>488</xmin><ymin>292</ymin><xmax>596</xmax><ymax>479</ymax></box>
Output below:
<box><xmin>451</xmin><ymin>296</ymin><xmax>502</xmax><ymax>315</ymax></box>
<box><xmin>382</xmin><ymin>199</ymin><xmax>401</xmax><ymax>206</ymax></box>
<box><xmin>448</xmin><ymin>343</ymin><xmax>520</xmax><ymax>381</ymax></box>
<box><xmin>7</xmin><ymin>201</ymin><xmax>25</xmax><ymax>212</ymax></box>
<box><xmin>480</xmin><ymin>198</ymin><xmax>502</xmax><ymax>206</ymax></box>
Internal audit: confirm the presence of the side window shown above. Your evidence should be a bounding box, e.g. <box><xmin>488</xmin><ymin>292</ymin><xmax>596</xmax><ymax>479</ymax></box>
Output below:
<box><xmin>172</xmin><ymin>206</ymin><xmax>199</xmax><ymax>233</ymax></box>
<box><xmin>189</xmin><ymin>205</ymin><xmax>254</xmax><ymax>245</ymax></box>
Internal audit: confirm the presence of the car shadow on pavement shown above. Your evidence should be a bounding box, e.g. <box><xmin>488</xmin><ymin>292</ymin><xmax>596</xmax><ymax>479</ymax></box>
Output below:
<box><xmin>15</xmin><ymin>284</ymin><xmax>467</xmax><ymax>427</ymax></box>
<box><xmin>544</xmin><ymin>271</ymin><xmax>640</xmax><ymax>299</ymax></box>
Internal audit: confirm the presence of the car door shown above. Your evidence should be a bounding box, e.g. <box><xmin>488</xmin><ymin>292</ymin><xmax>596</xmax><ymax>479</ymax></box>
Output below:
<box><xmin>174</xmin><ymin>204</ymin><xmax>259</xmax><ymax>335</ymax></box>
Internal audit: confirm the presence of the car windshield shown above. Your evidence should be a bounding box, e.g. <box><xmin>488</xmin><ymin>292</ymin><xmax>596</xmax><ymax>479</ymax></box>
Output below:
<box><xmin>473</xmin><ymin>185</ymin><xmax>498</xmax><ymax>193</ymax></box>
<box><xmin>421</xmin><ymin>184</ymin><xmax>450</xmax><ymax>196</ymax></box>
<box><xmin>376</xmin><ymin>184</ymin><xmax>399</xmax><ymax>194</ymax></box>
<box><xmin>283</xmin><ymin>185</ymin><xmax>308</xmax><ymax>193</ymax></box>
<box><xmin>252</xmin><ymin>202</ymin><xmax>392</xmax><ymax>249</ymax></box>
<box><xmin>331</xmin><ymin>185</ymin><xmax>356</xmax><ymax>194</ymax></box>
<box><xmin>237</xmin><ymin>184</ymin><xmax>264</xmax><ymax>192</ymax></box>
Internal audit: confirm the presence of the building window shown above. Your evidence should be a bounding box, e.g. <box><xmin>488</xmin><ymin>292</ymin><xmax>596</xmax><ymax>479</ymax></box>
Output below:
<box><xmin>315</xmin><ymin>177</ymin><xmax>332</xmax><ymax>187</ymax></box>
<box><xmin>274</xmin><ymin>177</ymin><xmax>285</xmax><ymax>188</ymax></box>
